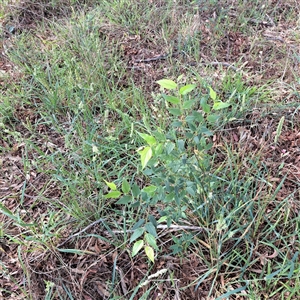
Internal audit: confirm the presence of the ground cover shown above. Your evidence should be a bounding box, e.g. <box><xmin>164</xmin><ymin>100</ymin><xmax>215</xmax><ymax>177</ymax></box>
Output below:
<box><xmin>1</xmin><ymin>0</ymin><xmax>300</xmax><ymax>299</ymax></box>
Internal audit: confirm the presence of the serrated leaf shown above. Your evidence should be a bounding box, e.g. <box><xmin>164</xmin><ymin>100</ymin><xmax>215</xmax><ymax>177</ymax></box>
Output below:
<box><xmin>213</xmin><ymin>101</ymin><xmax>231</xmax><ymax>110</ymax></box>
<box><xmin>104</xmin><ymin>180</ymin><xmax>117</xmax><ymax>191</ymax></box>
<box><xmin>179</xmin><ymin>84</ymin><xmax>196</xmax><ymax>95</ymax></box>
<box><xmin>130</xmin><ymin>227</ymin><xmax>145</xmax><ymax>243</ymax></box>
<box><xmin>168</xmin><ymin>108</ymin><xmax>182</xmax><ymax>116</ymax></box>
<box><xmin>145</xmin><ymin>233</ymin><xmax>158</xmax><ymax>250</ymax></box>
<box><xmin>209</xmin><ymin>86</ymin><xmax>217</xmax><ymax>101</ymax></box>
<box><xmin>137</xmin><ymin>132</ymin><xmax>157</xmax><ymax>146</ymax></box>
<box><xmin>116</xmin><ymin>195</ymin><xmax>132</xmax><ymax>205</ymax></box>
<box><xmin>145</xmin><ymin>245</ymin><xmax>155</xmax><ymax>263</ymax></box>
<box><xmin>132</xmin><ymin>240</ymin><xmax>144</xmax><ymax>257</ymax></box>
<box><xmin>121</xmin><ymin>179</ymin><xmax>131</xmax><ymax>194</ymax></box>
<box><xmin>162</xmin><ymin>94</ymin><xmax>180</xmax><ymax>104</ymax></box>
<box><xmin>182</xmin><ymin>99</ymin><xmax>195</xmax><ymax>109</ymax></box>
<box><xmin>104</xmin><ymin>191</ymin><xmax>121</xmax><ymax>199</ymax></box>
<box><xmin>137</xmin><ymin>146</ymin><xmax>152</xmax><ymax>169</ymax></box>
<box><xmin>145</xmin><ymin>222</ymin><xmax>157</xmax><ymax>237</ymax></box>
<box><xmin>157</xmin><ymin>79</ymin><xmax>177</xmax><ymax>90</ymax></box>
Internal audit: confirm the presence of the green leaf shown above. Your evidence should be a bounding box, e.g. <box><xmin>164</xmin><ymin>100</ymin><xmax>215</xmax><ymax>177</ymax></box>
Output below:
<box><xmin>179</xmin><ymin>84</ymin><xmax>196</xmax><ymax>95</ymax></box>
<box><xmin>274</xmin><ymin>116</ymin><xmax>285</xmax><ymax>144</ymax></box>
<box><xmin>157</xmin><ymin>79</ymin><xmax>177</xmax><ymax>90</ymax></box>
<box><xmin>57</xmin><ymin>249</ymin><xmax>95</xmax><ymax>255</ymax></box>
<box><xmin>130</xmin><ymin>227</ymin><xmax>145</xmax><ymax>243</ymax></box>
<box><xmin>148</xmin><ymin>215</ymin><xmax>157</xmax><ymax>227</ymax></box>
<box><xmin>162</xmin><ymin>94</ymin><xmax>180</xmax><ymax>104</ymax></box>
<box><xmin>288</xmin><ymin>251</ymin><xmax>298</xmax><ymax>279</ymax></box>
<box><xmin>104</xmin><ymin>191</ymin><xmax>121</xmax><ymax>199</ymax></box>
<box><xmin>121</xmin><ymin>179</ymin><xmax>131</xmax><ymax>194</ymax></box>
<box><xmin>153</xmin><ymin>130</ymin><xmax>166</xmax><ymax>141</ymax></box>
<box><xmin>132</xmin><ymin>219</ymin><xmax>145</xmax><ymax>230</ymax></box>
<box><xmin>207</xmin><ymin>114</ymin><xmax>220</xmax><ymax>123</ymax></box>
<box><xmin>168</xmin><ymin>108</ymin><xmax>182</xmax><ymax>116</ymax></box>
<box><xmin>145</xmin><ymin>233</ymin><xmax>158</xmax><ymax>250</ymax></box>
<box><xmin>182</xmin><ymin>100</ymin><xmax>195</xmax><ymax>110</ymax></box>
<box><xmin>158</xmin><ymin>216</ymin><xmax>168</xmax><ymax>223</ymax></box>
<box><xmin>132</xmin><ymin>184</ymin><xmax>141</xmax><ymax>197</ymax></box>
<box><xmin>215</xmin><ymin>285</ymin><xmax>247</xmax><ymax>300</ymax></box>
<box><xmin>104</xmin><ymin>180</ymin><xmax>117</xmax><ymax>191</ymax></box>
<box><xmin>155</xmin><ymin>143</ymin><xmax>164</xmax><ymax>156</ymax></box>
<box><xmin>209</xmin><ymin>86</ymin><xmax>217</xmax><ymax>101</ymax></box>
<box><xmin>137</xmin><ymin>146</ymin><xmax>152</xmax><ymax>169</ymax></box>
<box><xmin>213</xmin><ymin>101</ymin><xmax>231</xmax><ymax>110</ymax></box>
<box><xmin>132</xmin><ymin>240</ymin><xmax>144</xmax><ymax>257</ymax></box>
<box><xmin>177</xmin><ymin>139</ymin><xmax>185</xmax><ymax>151</ymax></box>
<box><xmin>145</xmin><ymin>245</ymin><xmax>155</xmax><ymax>263</ymax></box>
<box><xmin>0</xmin><ymin>203</ymin><xmax>19</xmax><ymax>222</ymax></box>
<box><xmin>265</xmin><ymin>269</ymin><xmax>282</xmax><ymax>280</ymax></box>
<box><xmin>137</xmin><ymin>132</ymin><xmax>157</xmax><ymax>146</ymax></box>
<box><xmin>167</xmin><ymin>217</ymin><xmax>172</xmax><ymax>228</ymax></box>
<box><xmin>166</xmin><ymin>142</ymin><xmax>175</xmax><ymax>154</ymax></box>
<box><xmin>192</xmin><ymin>111</ymin><xmax>204</xmax><ymax>122</ymax></box>
<box><xmin>143</xmin><ymin>185</ymin><xmax>157</xmax><ymax>194</ymax></box>
<box><xmin>177</xmin><ymin>74</ymin><xmax>184</xmax><ymax>81</ymax></box>
<box><xmin>165</xmin><ymin>192</ymin><xmax>175</xmax><ymax>202</ymax></box>
<box><xmin>145</xmin><ymin>222</ymin><xmax>157</xmax><ymax>237</ymax></box>
<box><xmin>172</xmin><ymin>120</ymin><xmax>182</xmax><ymax>127</ymax></box>
<box><xmin>200</xmin><ymin>97</ymin><xmax>211</xmax><ymax>113</ymax></box>
<box><xmin>186</xmin><ymin>186</ymin><xmax>195</xmax><ymax>196</ymax></box>
<box><xmin>116</xmin><ymin>195</ymin><xmax>132</xmax><ymax>205</ymax></box>
<box><xmin>199</xmin><ymin>126</ymin><xmax>213</xmax><ymax>136</ymax></box>
<box><xmin>185</xmin><ymin>115</ymin><xmax>195</xmax><ymax>123</ymax></box>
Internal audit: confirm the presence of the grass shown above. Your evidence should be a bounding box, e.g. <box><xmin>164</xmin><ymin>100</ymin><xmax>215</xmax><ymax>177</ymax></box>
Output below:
<box><xmin>1</xmin><ymin>0</ymin><xmax>300</xmax><ymax>299</ymax></box>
